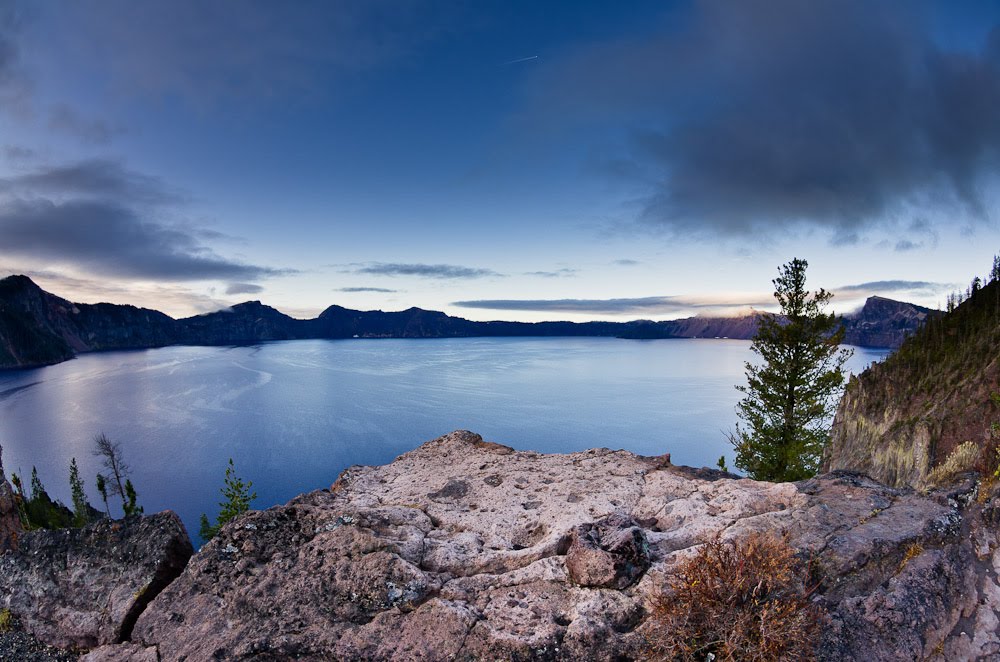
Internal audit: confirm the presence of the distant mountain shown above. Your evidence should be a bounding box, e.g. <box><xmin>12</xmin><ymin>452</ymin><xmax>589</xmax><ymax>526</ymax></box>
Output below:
<box><xmin>0</xmin><ymin>275</ymin><xmax>176</xmax><ymax>368</ymax></box>
<box><xmin>0</xmin><ymin>275</ymin><xmax>935</xmax><ymax>369</ymax></box>
<box><xmin>824</xmin><ymin>279</ymin><xmax>1000</xmax><ymax>489</ymax></box>
<box><xmin>618</xmin><ymin>311</ymin><xmax>769</xmax><ymax>341</ymax></box>
<box><xmin>618</xmin><ymin>297</ymin><xmax>936</xmax><ymax>349</ymax></box>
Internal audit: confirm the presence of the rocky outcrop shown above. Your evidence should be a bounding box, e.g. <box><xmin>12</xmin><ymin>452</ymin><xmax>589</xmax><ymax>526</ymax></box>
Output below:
<box><xmin>67</xmin><ymin>431</ymin><xmax>1000</xmax><ymax>661</ymax></box>
<box><xmin>0</xmin><ymin>512</ymin><xmax>193</xmax><ymax>650</ymax></box>
<box><xmin>825</xmin><ymin>280</ymin><xmax>1000</xmax><ymax>489</ymax></box>
<box><xmin>843</xmin><ymin>295</ymin><xmax>936</xmax><ymax>350</ymax></box>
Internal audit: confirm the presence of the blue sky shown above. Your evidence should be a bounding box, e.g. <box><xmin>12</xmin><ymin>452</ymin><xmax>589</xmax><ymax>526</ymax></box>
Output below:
<box><xmin>1</xmin><ymin>0</ymin><xmax>999</xmax><ymax>320</ymax></box>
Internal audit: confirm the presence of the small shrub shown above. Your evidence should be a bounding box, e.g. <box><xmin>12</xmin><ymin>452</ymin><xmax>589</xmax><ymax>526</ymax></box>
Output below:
<box><xmin>928</xmin><ymin>441</ymin><xmax>979</xmax><ymax>486</ymax></box>
<box><xmin>645</xmin><ymin>532</ymin><xmax>820</xmax><ymax>661</ymax></box>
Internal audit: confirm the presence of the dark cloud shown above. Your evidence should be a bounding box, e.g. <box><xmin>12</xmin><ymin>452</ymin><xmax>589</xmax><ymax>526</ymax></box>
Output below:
<box><xmin>0</xmin><ymin>160</ymin><xmax>289</xmax><ymax>282</ymax></box>
<box><xmin>524</xmin><ymin>268</ymin><xmax>578</xmax><ymax>278</ymax></box>
<box><xmin>453</xmin><ymin>295</ymin><xmax>770</xmax><ymax>316</ymax></box>
<box><xmin>336</xmin><ymin>286</ymin><xmax>398</xmax><ymax>293</ymax></box>
<box><xmin>0</xmin><ymin>198</ymin><xmax>287</xmax><ymax>281</ymax></box>
<box><xmin>0</xmin><ymin>159</ymin><xmax>179</xmax><ymax>205</ymax></box>
<box><xmin>529</xmin><ymin>1</ymin><xmax>1000</xmax><ymax>239</ymax></box>
<box><xmin>351</xmin><ymin>263</ymin><xmax>503</xmax><ymax>279</ymax></box>
<box><xmin>613</xmin><ymin>259</ymin><xmax>640</xmax><ymax>266</ymax></box>
<box><xmin>225</xmin><ymin>283</ymin><xmax>265</xmax><ymax>295</ymax></box>
<box><xmin>894</xmin><ymin>240</ymin><xmax>922</xmax><ymax>252</ymax></box>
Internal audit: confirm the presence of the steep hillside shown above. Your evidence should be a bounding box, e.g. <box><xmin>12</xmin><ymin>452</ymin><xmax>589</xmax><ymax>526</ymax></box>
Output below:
<box><xmin>0</xmin><ymin>275</ymin><xmax>179</xmax><ymax>368</ymax></box>
<box><xmin>0</xmin><ymin>276</ymin><xmax>91</xmax><ymax>368</ymax></box>
<box><xmin>825</xmin><ymin>279</ymin><xmax>1000</xmax><ymax>488</ymax></box>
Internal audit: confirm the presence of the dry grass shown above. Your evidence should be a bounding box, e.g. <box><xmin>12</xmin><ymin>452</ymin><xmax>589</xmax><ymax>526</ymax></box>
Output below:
<box><xmin>645</xmin><ymin>532</ymin><xmax>820</xmax><ymax>662</ymax></box>
<box><xmin>927</xmin><ymin>441</ymin><xmax>979</xmax><ymax>487</ymax></box>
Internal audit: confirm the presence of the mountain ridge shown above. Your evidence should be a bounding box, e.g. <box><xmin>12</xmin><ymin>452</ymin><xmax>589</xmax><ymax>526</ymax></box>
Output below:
<box><xmin>0</xmin><ymin>274</ymin><xmax>934</xmax><ymax>369</ymax></box>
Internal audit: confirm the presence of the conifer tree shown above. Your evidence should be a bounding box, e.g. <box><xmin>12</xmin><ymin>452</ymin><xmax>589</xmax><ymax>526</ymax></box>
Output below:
<box><xmin>69</xmin><ymin>458</ymin><xmax>89</xmax><ymax>527</ymax></box>
<box><xmin>30</xmin><ymin>466</ymin><xmax>44</xmax><ymax>501</ymax></box>
<box><xmin>200</xmin><ymin>458</ymin><xmax>257</xmax><ymax>541</ymax></box>
<box><xmin>123</xmin><ymin>479</ymin><xmax>143</xmax><ymax>517</ymax></box>
<box><xmin>728</xmin><ymin>258</ymin><xmax>853</xmax><ymax>481</ymax></box>
<box><xmin>95</xmin><ymin>474</ymin><xmax>110</xmax><ymax>518</ymax></box>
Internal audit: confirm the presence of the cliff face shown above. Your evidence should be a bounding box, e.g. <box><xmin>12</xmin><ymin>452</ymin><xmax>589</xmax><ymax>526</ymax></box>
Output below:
<box><xmin>0</xmin><ymin>276</ymin><xmax>177</xmax><ymax>368</ymax></box>
<box><xmin>825</xmin><ymin>280</ymin><xmax>1000</xmax><ymax>489</ymax></box>
<box><xmin>844</xmin><ymin>295</ymin><xmax>936</xmax><ymax>349</ymax></box>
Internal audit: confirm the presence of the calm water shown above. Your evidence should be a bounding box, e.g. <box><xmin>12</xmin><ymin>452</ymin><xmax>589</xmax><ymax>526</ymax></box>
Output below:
<box><xmin>0</xmin><ymin>337</ymin><xmax>887</xmax><ymax>540</ymax></box>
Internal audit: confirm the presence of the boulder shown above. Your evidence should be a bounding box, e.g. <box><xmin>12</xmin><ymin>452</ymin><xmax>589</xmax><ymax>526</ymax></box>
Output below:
<box><xmin>565</xmin><ymin>512</ymin><xmax>650</xmax><ymax>588</ymax></box>
<box><xmin>0</xmin><ymin>512</ymin><xmax>193</xmax><ymax>650</ymax></box>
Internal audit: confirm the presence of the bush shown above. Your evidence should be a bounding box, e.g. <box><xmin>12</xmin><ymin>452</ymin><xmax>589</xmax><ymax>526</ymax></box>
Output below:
<box><xmin>645</xmin><ymin>532</ymin><xmax>820</xmax><ymax>661</ymax></box>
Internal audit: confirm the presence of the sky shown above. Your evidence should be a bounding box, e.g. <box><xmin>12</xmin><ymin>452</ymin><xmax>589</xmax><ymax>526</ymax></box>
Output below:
<box><xmin>1</xmin><ymin>0</ymin><xmax>999</xmax><ymax>322</ymax></box>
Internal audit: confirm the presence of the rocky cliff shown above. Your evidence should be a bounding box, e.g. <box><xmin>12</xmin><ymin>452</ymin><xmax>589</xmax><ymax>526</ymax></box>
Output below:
<box><xmin>0</xmin><ymin>275</ymin><xmax>931</xmax><ymax>369</ymax></box>
<box><xmin>619</xmin><ymin>296</ymin><xmax>935</xmax><ymax>348</ymax></box>
<box><xmin>0</xmin><ymin>431</ymin><xmax>990</xmax><ymax>660</ymax></box>
<box><xmin>0</xmin><ymin>276</ymin><xmax>176</xmax><ymax>369</ymax></box>
<box><xmin>825</xmin><ymin>280</ymin><xmax>1000</xmax><ymax>489</ymax></box>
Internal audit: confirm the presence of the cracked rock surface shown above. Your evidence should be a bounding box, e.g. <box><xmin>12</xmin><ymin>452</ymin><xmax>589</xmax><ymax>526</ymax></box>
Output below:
<box><xmin>0</xmin><ymin>512</ymin><xmax>193</xmax><ymax>651</ymax></box>
<box><xmin>72</xmin><ymin>430</ymin><xmax>1000</xmax><ymax>661</ymax></box>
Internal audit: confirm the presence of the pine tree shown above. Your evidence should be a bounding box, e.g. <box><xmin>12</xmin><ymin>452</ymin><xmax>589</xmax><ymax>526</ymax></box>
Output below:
<box><xmin>69</xmin><ymin>458</ymin><xmax>89</xmax><ymax>527</ymax></box>
<box><xmin>123</xmin><ymin>479</ymin><xmax>143</xmax><ymax>517</ymax></box>
<box><xmin>30</xmin><ymin>466</ymin><xmax>44</xmax><ymax>501</ymax></box>
<box><xmin>200</xmin><ymin>458</ymin><xmax>257</xmax><ymax>541</ymax></box>
<box><xmin>95</xmin><ymin>474</ymin><xmax>110</xmax><ymax>518</ymax></box>
<box><xmin>728</xmin><ymin>258</ymin><xmax>853</xmax><ymax>481</ymax></box>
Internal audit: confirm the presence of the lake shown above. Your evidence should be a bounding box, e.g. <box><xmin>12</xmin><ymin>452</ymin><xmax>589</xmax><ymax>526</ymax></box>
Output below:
<box><xmin>0</xmin><ymin>337</ymin><xmax>887</xmax><ymax>541</ymax></box>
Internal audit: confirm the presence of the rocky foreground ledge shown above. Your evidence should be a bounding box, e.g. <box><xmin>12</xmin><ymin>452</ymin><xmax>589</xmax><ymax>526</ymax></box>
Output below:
<box><xmin>4</xmin><ymin>431</ymin><xmax>1000</xmax><ymax>660</ymax></box>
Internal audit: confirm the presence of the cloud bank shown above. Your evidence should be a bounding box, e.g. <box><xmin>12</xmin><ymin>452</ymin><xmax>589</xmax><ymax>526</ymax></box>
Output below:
<box><xmin>0</xmin><ymin>159</ymin><xmax>289</xmax><ymax>282</ymax></box>
<box><xmin>529</xmin><ymin>0</ymin><xmax>1000</xmax><ymax>240</ymax></box>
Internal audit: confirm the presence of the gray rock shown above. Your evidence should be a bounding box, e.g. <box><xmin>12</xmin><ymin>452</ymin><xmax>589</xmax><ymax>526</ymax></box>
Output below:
<box><xmin>565</xmin><ymin>512</ymin><xmax>650</xmax><ymax>588</ymax></box>
<box><xmin>63</xmin><ymin>432</ymin><xmax>1000</xmax><ymax>660</ymax></box>
<box><xmin>0</xmin><ymin>512</ymin><xmax>192</xmax><ymax>650</ymax></box>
